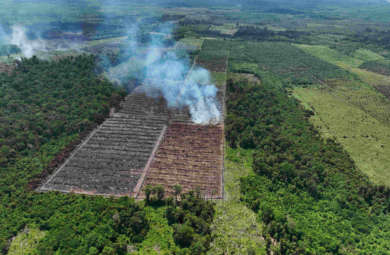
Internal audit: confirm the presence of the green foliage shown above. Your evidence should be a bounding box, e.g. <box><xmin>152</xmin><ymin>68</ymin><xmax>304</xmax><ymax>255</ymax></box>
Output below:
<box><xmin>166</xmin><ymin>191</ymin><xmax>215</xmax><ymax>254</ymax></box>
<box><xmin>229</xmin><ymin>41</ymin><xmax>350</xmax><ymax>84</ymax></box>
<box><xmin>0</xmin><ymin>55</ymin><xmax>150</xmax><ymax>254</ymax></box>
<box><xmin>360</xmin><ymin>60</ymin><xmax>390</xmax><ymax>76</ymax></box>
<box><xmin>35</xmin><ymin>196</ymin><xmax>148</xmax><ymax>254</ymax></box>
<box><xmin>234</xmin><ymin>26</ymin><xmax>308</xmax><ymax>42</ymax></box>
<box><xmin>226</xmin><ymin>77</ymin><xmax>390</xmax><ymax>254</ymax></box>
<box><xmin>133</xmin><ymin>206</ymin><xmax>177</xmax><ymax>255</ymax></box>
<box><xmin>7</xmin><ymin>225</ymin><xmax>46</xmax><ymax>255</ymax></box>
<box><xmin>200</xmin><ymin>39</ymin><xmax>351</xmax><ymax>85</ymax></box>
<box><xmin>144</xmin><ymin>185</ymin><xmax>166</xmax><ymax>205</ymax></box>
<box><xmin>0</xmin><ymin>55</ymin><xmax>124</xmax><ymax>167</ymax></box>
<box><xmin>198</xmin><ymin>40</ymin><xmax>229</xmax><ymax>72</ymax></box>
<box><xmin>208</xmin><ymin>147</ymin><xmax>266</xmax><ymax>255</ymax></box>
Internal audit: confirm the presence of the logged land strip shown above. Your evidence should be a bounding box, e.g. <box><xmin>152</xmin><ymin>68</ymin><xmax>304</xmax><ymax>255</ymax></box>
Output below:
<box><xmin>132</xmin><ymin>125</ymin><xmax>167</xmax><ymax>198</ymax></box>
<box><xmin>137</xmin><ymin>49</ymin><xmax>228</xmax><ymax>200</ymax></box>
<box><xmin>39</xmin><ymin>92</ymin><xmax>170</xmax><ymax>196</ymax></box>
<box><xmin>40</xmin><ymin>45</ymin><xmax>226</xmax><ymax>197</ymax></box>
<box><xmin>138</xmin><ymin>123</ymin><xmax>224</xmax><ymax>199</ymax></box>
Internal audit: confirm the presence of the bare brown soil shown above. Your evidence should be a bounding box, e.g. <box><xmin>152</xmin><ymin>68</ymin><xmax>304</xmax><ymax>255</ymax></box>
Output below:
<box><xmin>138</xmin><ymin>123</ymin><xmax>224</xmax><ymax>199</ymax></box>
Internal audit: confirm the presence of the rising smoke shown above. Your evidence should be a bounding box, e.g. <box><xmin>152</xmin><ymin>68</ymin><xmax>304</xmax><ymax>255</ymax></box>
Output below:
<box><xmin>106</xmin><ymin>23</ymin><xmax>221</xmax><ymax>124</ymax></box>
<box><xmin>0</xmin><ymin>6</ymin><xmax>221</xmax><ymax>124</ymax></box>
<box><xmin>145</xmin><ymin>26</ymin><xmax>221</xmax><ymax>124</ymax></box>
<box><xmin>0</xmin><ymin>24</ymin><xmax>85</xmax><ymax>58</ymax></box>
<box><xmin>8</xmin><ymin>26</ymin><xmax>47</xmax><ymax>58</ymax></box>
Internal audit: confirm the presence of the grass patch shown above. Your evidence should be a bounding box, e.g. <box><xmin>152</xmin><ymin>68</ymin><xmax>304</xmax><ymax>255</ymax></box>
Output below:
<box><xmin>177</xmin><ymin>37</ymin><xmax>204</xmax><ymax>51</ymax></box>
<box><xmin>353</xmin><ymin>48</ymin><xmax>385</xmax><ymax>62</ymax></box>
<box><xmin>294</xmin><ymin>84</ymin><xmax>390</xmax><ymax>187</ymax></box>
<box><xmin>211</xmin><ymin>72</ymin><xmax>227</xmax><ymax>88</ymax></box>
<box><xmin>228</xmin><ymin>41</ymin><xmax>349</xmax><ymax>84</ymax></box>
<box><xmin>296</xmin><ymin>44</ymin><xmax>390</xmax><ymax>86</ymax></box>
<box><xmin>87</xmin><ymin>36</ymin><xmax>127</xmax><ymax>47</ymax></box>
<box><xmin>208</xmin><ymin>147</ymin><xmax>266</xmax><ymax>255</ymax></box>
<box><xmin>134</xmin><ymin>206</ymin><xmax>177</xmax><ymax>255</ymax></box>
<box><xmin>8</xmin><ymin>226</ymin><xmax>46</xmax><ymax>255</ymax></box>
<box><xmin>210</xmin><ymin>24</ymin><xmax>238</xmax><ymax>35</ymax></box>
<box><xmin>198</xmin><ymin>40</ymin><xmax>230</xmax><ymax>72</ymax></box>
<box><xmin>295</xmin><ymin>44</ymin><xmax>363</xmax><ymax>67</ymax></box>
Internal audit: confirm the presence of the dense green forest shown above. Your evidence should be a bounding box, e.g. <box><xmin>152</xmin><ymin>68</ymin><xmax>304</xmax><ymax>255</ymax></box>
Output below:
<box><xmin>0</xmin><ymin>55</ymin><xmax>139</xmax><ymax>253</ymax></box>
<box><xmin>225</xmin><ymin>77</ymin><xmax>390</xmax><ymax>254</ymax></box>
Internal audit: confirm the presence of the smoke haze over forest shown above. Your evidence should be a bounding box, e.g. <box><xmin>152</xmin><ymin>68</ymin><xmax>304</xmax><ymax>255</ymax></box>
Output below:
<box><xmin>0</xmin><ymin>0</ymin><xmax>222</xmax><ymax>124</ymax></box>
<box><xmin>2</xmin><ymin>0</ymin><xmax>389</xmax><ymax>123</ymax></box>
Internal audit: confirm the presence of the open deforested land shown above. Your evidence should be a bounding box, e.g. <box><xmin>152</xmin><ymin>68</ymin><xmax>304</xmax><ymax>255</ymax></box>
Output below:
<box><xmin>41</xmin><ymin>75</ymin><xmax>225</xmax><ymax>198</ymax></box>
<box><xmin>40</xmin><ymin>92</ymin><xmax>168</xmax><ymax>196</ymax></box>
<box><xmin>40</xmin><ymin>65</ymin><xmax>225</xmax><ymax>199</ymax></box>
<box><xmin>140</xmin><ymin>123</ymin><xmax>224</xmax><ymax>199</ymax></box>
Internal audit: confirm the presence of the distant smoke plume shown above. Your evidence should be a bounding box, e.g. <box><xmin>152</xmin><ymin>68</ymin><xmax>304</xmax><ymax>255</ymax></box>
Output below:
<box><xmin>107</xmin><ymin>23</ymin><xmax>221</xmax><ymax>124</ymax></box>
<box><xmin>7</xmin><ymin>26</ymin><xmax>47</xmax><ymax>58</ymax></box>
<box><xmin>0</xmin><ymin>10</ymin><xmax>221</xmax><ymax>124</ymax></box>
<box><xmin>0</xmin><ymin>24</ymin><xmax>86</xmax><ymax>58</ymax></box>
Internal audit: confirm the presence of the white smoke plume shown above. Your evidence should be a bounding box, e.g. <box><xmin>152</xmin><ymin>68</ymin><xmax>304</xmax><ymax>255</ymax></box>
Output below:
<box><xmin>144</xmin><ymin>48</ymin><xmax>221</xmax><ymax>124</ymax></box>
<box><xmin>0</xmin><ymin>24</ymin><xmax>85</xmax><ymax>58</ymax></box>
<box><xmin>0</xmin><ymin>20</ymin><xmax>221</xmax><ymax>124</ymax></box>
<box><xmin>108</xmin><ymin>23</ymin><xmax>221</xmax><ymax>125</ymax></box>
<box><xmin>7</xmin><ymin>25</ymin><xmax>47</xmax><ymax>58</ymax></box>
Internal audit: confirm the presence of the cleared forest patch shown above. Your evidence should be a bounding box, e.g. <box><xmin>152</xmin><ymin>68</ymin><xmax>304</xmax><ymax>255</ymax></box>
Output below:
<box><xmin>39</xmin><ymin>92</ymin><xmax>169</xmax><ymax>196</ymax></box>
<box><xmin>40</xmin><ymin>79</ymin><xmax>225</xmax><ymax>198</ymax></box>
<box><xmin>139</xmin><ymin>123</ymin><xmax>224</xmax><ymax>199</ymax></box>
